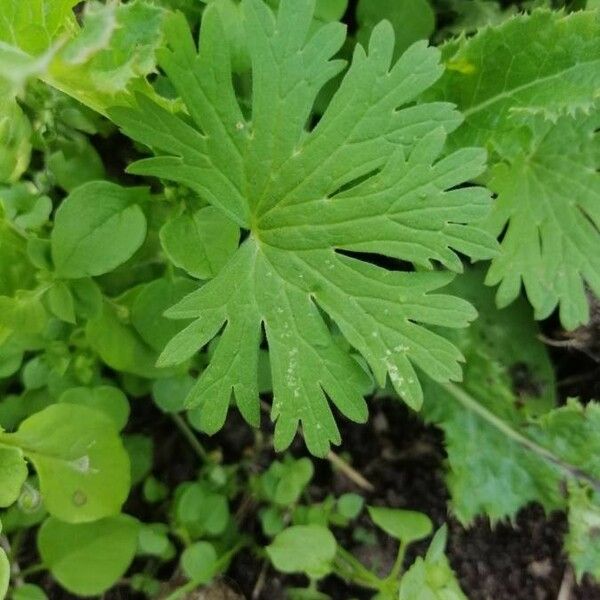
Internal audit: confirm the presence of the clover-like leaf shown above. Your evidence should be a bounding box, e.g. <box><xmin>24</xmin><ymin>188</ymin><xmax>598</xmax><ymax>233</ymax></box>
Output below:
<box><xmin>111</xmin><ymin>0</ymin><xmax>497</xmax><ymax>456</ymax></box>
<box><xmin>0</xmin><ymin>404</ymin><xmax>130</xmax><ymax>523</ymax></box>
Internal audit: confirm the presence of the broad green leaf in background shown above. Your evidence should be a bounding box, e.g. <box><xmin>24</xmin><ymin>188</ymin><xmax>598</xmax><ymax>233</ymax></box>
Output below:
<box><xmin>0</xmin><ymin>545</ymin><xmax>8</xmax><ymax>600</ymax></box>
<box><xmin>0</xmin><ymin>404</ymin><xmax>130</xmax><ymax>522</ymax></box>
<box><xmin>0</xmin><ymin>99</ymin><xmax>32</xmax><ymax>183</ymax></box>
<box><xmin>181</xmin><ymin>541</ymin><xmax>218</xmax><ymax>583</ymax></box>
<box><xmin>367</xmin><ymin>506</ymin><xmax>433</xmax><ymax>544</ymax></box>
<box><xmin>0</xmin><ymin>445</ymin><xmax>28</xmax><ymax>507</ymax></box>
<box><xmin>0</xmin><ymin>184</ymin><xmax>52</xmax><ymax>232</ymax></box>
<box><xmin>51</xmin><ymin>181</ymin><xmax>149</xmax><ymax>279</ymax></box>
<box><xmin>111</xmin><ymin>0</ymin><xmax>497</xmax><ymax>456</ymax></box>
<box><xmin>38</xmin><ymin>515</ymin><xmax>140</xmax><ymax>596</ymax></box>
<box><xmin>11</xmin><ymin>584</ymin><xmax>48</xmax><ymax>600</ymax></box>
<box><xmin>482</xmin><ymin>115</ymin><xmax>600</xmax><ymax>330</ymax></box>
<box><xmin>566</xmin><ymin>485</ymin><xmax>600</xmax><ymax>580</ymax></box>
<box><xmin>59</xmin><ymin>385</ymin><xmax>130</xmax><ymax>431</ymax></box>
<box><xmin>160</xmin><ymin>206</ymin><xmax>240</xmax><ymax>279</ymax></box>
<box><xmin>131</xmin><ymin>277</ymin><xmax>196</xmax><ymax>351</ymax></box>
<box><xmin>266</xmin><ymin>525</ymin><xmax>337</xmax><ymax>578</ymax></box>
<box><xmin>356</xmin><ymin>0</ymin><xmax>435</xmax><ymax>58</ymax></box>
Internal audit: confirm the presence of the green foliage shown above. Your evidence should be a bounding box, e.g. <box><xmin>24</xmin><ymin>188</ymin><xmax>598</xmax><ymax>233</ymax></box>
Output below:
<box><xmin>38</xmin><ymin>515</ymin><xmax>140</xmax><ymax>595</ymax></box>
<box><xmin>0</xmin><ymin>404</ymin><xmax>130</xmax><ymax>522</ymax></box>
<box><xmin>398</xmin><ymin>527</ymin><xmax>467</xmax><ymax>600</ymax></box>
<box><xmin>0</xmin><ymin>0</ymin><xmax>598</xmax><ymax>596</ymax></box>
<box><xmin>112</xmin><ymin>0</ymin><xmax>496</xmax><ymax>456</ymax></box>
<box><xmin>51</xmin><ymin>182</ymin><xmax>149</xmax><ymax>278</ymax></box>
<box><xmin>356</xmin><ymin>0</ymin><xmax>435</xmax><ymax>57</ymax></box>
<box><xmin>367</xmin><ymin>506</ymin><xmax>433</xmax><ymax>544</ymax></box>
<box><xmin>428</xmin><ymin>10</ymin><xmax>600</xmax><ymax>328</ymax></box>
<box><xmin>267</xmin><ymin>525</ymin><xmax>337</xmax><ymax>578</ymax></box>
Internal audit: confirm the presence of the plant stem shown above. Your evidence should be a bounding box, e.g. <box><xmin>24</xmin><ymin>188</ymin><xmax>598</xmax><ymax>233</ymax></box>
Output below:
<box><xmin>387</xmin><ymin>541</ymin><xmax>407</xmax><ymax>582</ymax></box>
<box><xmin>441</xmin><ymin>382</ymin><xmax>600</xmax><ymax>491</ymax></box>
<box><xmin>170</xmin><ymin>413</ymin><xmax>210</xmax><ymax>462</ymax></box>
<box><xmin>327</xmin><ymin>451</ymin><xmax>374</xmax><ymax>492</ymax></box>
<box><xmin>333</xmin><ymin>546</ymin><xmax>384</xmax><ymax>590</ymax></box>
<box><xmin>19</xmin><ymin>563</ymin><xmax>46</xmax><ymax>578</ymax></box>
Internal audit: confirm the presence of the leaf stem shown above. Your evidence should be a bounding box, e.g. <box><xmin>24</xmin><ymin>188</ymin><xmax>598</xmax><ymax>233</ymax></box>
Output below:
<box><xmin>169</xmin><ymin>413</ymin><xmax>210</xmax><ymax>463</ymax></box>
<box><xmin>441</xmin><ymin>382</ymin><xmax>600</xmax><ymax>492</ymax></box>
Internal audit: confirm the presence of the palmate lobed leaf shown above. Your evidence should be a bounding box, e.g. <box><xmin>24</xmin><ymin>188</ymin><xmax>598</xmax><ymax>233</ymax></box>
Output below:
<box><xmin>427</xmin><ymin>9</ymin><xmax>600</xmax><ymax>329</ymax></box>
<box><xmin>483</xmin><ymin>114</ymin><xmax>600</xmax><ymax>330</ymax></box>
<box><xmin>111</xmin><ymin>0</ymin><xmax>497</xmax><ymax>456</ymax></box>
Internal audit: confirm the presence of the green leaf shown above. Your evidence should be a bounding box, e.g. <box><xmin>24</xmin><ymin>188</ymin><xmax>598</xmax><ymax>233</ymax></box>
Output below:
<box><xmin>181</xmin><ymin>541</ymin><xmax>218</xmax><ymax>583</ymax></box>
<box><xmin>47</xmin><ymin>137</ymin><xmax>105</xmax><ymax>192</ymax></box>
<box><xmin>0</xmin><ymin>445</ymin><xmax>27</xmax><ymax>507</ymax></box>
<box><xmin>85</xmin><ymin>300</ymin><xmax>169</xmax><ymax>378</ymax></box>
<box><xmin>356</xmin><ymin>0</ymin><xmax>435</xmax><ymax>58</ymax></box>
<box><xmin>160</xmin><ymin>206</ymin><xmax>240</xmax><ymax>279</ymax></box>
<box><xmin>130</xmin><ymin>277</ymin><xmax>196</xmax><ymax>351</ymax></box>
<box><xmin>367</xmin><ymin>506</ymin><xmax>432</xmax><ymax>544</ymax></box>
<box><xmin>337</xmin><ymin>493</ymin><xmax>364</xmax><ymax>520</ymax></box>
<box><xmin>124</xmin><ymin>434</ymin><xmax>153</xmax><ymax>486</ymax></box>
<box><xmin>47</xmin><ymin>281</ymin><xmax>76</xmax><ymax>324</ymax></box>
<box><xmin>152</xmin><ymin>375</ymin><xmax>195</xmax><ymax>413</ymax></box>
<box><xmin>38</xmin><ymin>514</ymin><xmax>140</xmax><ymax>596</ymax></box>
<box><xmin>51</xmin><ymin>181</ymin><xmax>148</xmax><ymax>279</ymax></box>
<box><xmin>429</xmin><ymin>10</ymin><xmax>600</xmax><ymax>151</ymax></box>
<box><xmin>267</xmin><ymin>525</ymin><xmax>337</xmax><ymax>578</ymax></box>
<box><xmin>399</xmin><ymin>527</ymin><xmax>466</xmax><ymax>600</ymax></box>
<box><xmin>274</xmin><ymin>458</ymin><xmax>314</xmax><ymax>506</ymax></box>
<box><xmin>482</xmin><ymin>115</ymin><xmax>600</xmax><ymax>330</ymax></box>
<box><xmin>11</xmin><ymin>584</ymin><xmax>48</xmax><ymax>600</ymax></box>
<box><xmin>111</xmin><ymin>0</ymin><xmax>496</xmax><ymax>456</ymax></box>
<box><xmin>59</xmin><ymin>385</ymin><xmax>130</xmax><ymax>431</ymax></box>
<box><xmin>422</xmin><ymin>269</ymin><xmax>600</xmax><ymax>532</ymax></box>
<box><xmin>0</xmin><ymin>0</ymin><xmax>167</xmax><ymax>115</ymax></box>
<box><xmin>0</xmin><ymin>99</ymin><xmax>31</xmax><ymax>183</ymax></box>
<box><xmin>0</xmin><ymin>404</ymin><xmax>130</xmax><ymax>522</ymax></box>
<box><xmin>0</xmin><ymin>0</ymin><xmax>78</xmax><ymax>54</ymax></box>
<box><xmin>0</xmin><ymin>547</ymin><xmax>8</xmax><ymax>600</ymax></box>
<box><xmin>0</xmin><ymin>184</ymin><xmax>51</xmax><ymax>231</ymax></box>
<box><xmin>175</xmin><ymin>483</ymin><xmax>230</xmax><ymax>538</ymax></box>
<box><xmin>565</xmin><ymin>486</ymin><xmax>600</xmax><ymax>580</ymax></box>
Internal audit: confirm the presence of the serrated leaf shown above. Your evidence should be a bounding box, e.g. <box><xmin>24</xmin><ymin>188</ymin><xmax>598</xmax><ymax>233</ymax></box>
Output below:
<box><xmin>565</xmin><ymin>485</ymin><xmax>600</xmax><ymax>581</ymax></box>
<box><xmin>429</xmin><ymin>10</ymin><xmax>600</xmax><ymax>151</ymax></box>
<box><xmin>483</xmin><ymin>115</ymin><xmax>600</xmax><ymax>330</ymax></box>
<box><xmin>0</xmin><ymin>404</ymin><xmax>130</xmax><ymax>522</ymax></box>
<box><xmin>38</xmin><ymin>515</ymin><xmax>140</xmax><ymax>596</ymax></box>
<box><xmin>422</xmin><ymin>269</ymin><xmax>600</xmax><ymax>534</ymax></box>
<box><xmin>110</xmin><ymin>0</ymin><xmax>496</xmax><ymax>456</ymax></box>
<box><xmin>0</xmin><ymin>0</ymin><xmax>167</xmax><ymax>115</ymax></box>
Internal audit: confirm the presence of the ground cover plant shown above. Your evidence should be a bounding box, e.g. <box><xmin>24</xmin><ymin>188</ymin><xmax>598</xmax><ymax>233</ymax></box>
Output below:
<box><xmin>0</xmin><ymin>0</ymin><xmax>599</xmax><ymax>598</ymax></box>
